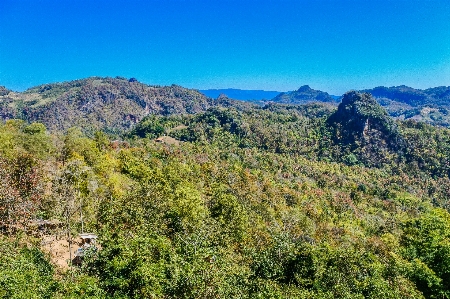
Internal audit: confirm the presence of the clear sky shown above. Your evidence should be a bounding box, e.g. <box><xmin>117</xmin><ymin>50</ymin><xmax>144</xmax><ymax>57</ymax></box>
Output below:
<box><xmin>1</xmin><ymin>0</ymin><xmax>449</xmax><ymax>95</ymax></box>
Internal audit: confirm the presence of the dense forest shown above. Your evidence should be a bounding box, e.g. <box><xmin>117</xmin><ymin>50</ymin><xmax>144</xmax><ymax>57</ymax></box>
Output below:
<box><xmin>1</xmin><ymin>80</ymin><xmax>450</xmax><ymax>298</ymax></box>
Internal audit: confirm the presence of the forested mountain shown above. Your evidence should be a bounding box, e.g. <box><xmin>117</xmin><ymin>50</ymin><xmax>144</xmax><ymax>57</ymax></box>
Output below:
<box><xmin>270</xmin><ymin>84</ymin><xmax>450</xmax><ymax>127</ymax></box>
<box><xmin>363</xmin><ymin>85</ymin><xmax>450</xmax><ymax>107</ymax></box>
<box><xmin>360</xmin><ymin>85</ymin><xmax>450</xmax><ymax>126</ymax></box>
<box><xmin>271</xmin><ymin>85</ymin><xmax>337</xmax><ymax>105</ymax></box>
<box><xmin>200</xmin><ymin>88</ymin><xmax>281</xmax><ymax>101</ymax></box>
<box><xmin>2</xmin><ymin>87</ymin><xmax>450</xmax><ymax>298</ymax></box>
<box><xmin>0</xmin><ymin>77</ymin><xmax>216</xmax><ymax>133</ymax></box>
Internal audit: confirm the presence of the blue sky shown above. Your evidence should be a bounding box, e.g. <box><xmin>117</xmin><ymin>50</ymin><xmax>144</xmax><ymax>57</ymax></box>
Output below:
<box><xmin>1</xmin><ymin>0</ymin><xmax>449</xmax><ymax>94</ymax></box>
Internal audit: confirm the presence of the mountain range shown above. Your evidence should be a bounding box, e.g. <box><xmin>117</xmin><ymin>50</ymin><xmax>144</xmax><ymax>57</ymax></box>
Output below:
<box><xmin>199</xmin><ymin>88</ymin><xmax>280</xmax><ymax>101</ymax></box>
<box><xmin>202</xmin><ymin>84</ymin><xmax>450</xmax><ymax>126</ymax></box>
<box><xmin>361</xmin><ymin>85</ymin><xmax>450</xmax><ymax>126</ymax></box>
<box><xmin>1</xmin><ymin>77</ymin><xmax>450</xmax><ymax>132</ymax></box>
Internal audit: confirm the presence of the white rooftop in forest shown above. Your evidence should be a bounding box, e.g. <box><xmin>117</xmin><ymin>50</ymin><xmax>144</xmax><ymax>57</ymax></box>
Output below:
<box><xmin>79</xmin><ymin>233</ymin><xmax>98</xmax><ymax>239</ymax></box>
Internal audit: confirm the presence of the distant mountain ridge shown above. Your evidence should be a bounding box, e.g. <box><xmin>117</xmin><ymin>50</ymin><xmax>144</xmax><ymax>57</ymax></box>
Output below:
<box><xmin>271</xmin><ymin>85</ymin><xmax>337</xmax><ymax>105</ymax></box>
<box><xmin>200</xmin><ymin>88</ymin><xmax>281</xmax><ymax>101</ymax></box>
<box><xmin>362</xmin><ymin>85</ymin><xmax>450</xmax><ymax>107</ymax></box>
<box><xmin>361</xmin><ymin>85</ymin><xmax>450</xmax><ymax>126</ymax></box>
<box><xmin>257</xmin><ymin>84</ymin><xmax>450</xmax><ymax>126</ymax></box>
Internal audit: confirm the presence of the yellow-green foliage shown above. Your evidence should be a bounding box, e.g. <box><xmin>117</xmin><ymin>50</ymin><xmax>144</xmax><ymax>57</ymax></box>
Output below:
<box><xmin>2</xmin><ymin>110</ymin><xmax>450</xmax><ymax>298</ymax></box>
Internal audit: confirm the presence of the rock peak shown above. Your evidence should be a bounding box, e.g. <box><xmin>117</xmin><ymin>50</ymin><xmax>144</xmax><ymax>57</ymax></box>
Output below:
<box><xmin>328</xmin><ymin>91</ymin><xmax>400</xmax><ymax>146</ymax></box>
<box><xmin>297</xmin><ymin>85</ymin><xmax>312</xmax><ymax>92</ymax></box>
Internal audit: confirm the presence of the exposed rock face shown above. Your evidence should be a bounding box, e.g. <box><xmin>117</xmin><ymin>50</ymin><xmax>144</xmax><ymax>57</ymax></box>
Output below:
<box><xmin>0</xmin><ymin>77</ymin><xmax>216</xmax><ymax>133</ymax></box>
<box><xmin>328</xmin><ymin>91</ymin><xmax>396</xmax><ymax>138</ymax></box>
<box><xmin>0</xmin><ymin>86</ymin><xmax>11</xmax><ymax>96</ymax></box>
<box><xmin>0</xmin><ymin>87</ymin><xmax>15</xmax><ymax>120</ymax></box>
<box><xmin>327</xmin><ymin>91</ymin><xmax>403</xmax><ymax>165</ymax></box>
<box><xmin>272</xmin><ymin>85</ymin><xmax>336</xmax><ymax>105</ymax></box>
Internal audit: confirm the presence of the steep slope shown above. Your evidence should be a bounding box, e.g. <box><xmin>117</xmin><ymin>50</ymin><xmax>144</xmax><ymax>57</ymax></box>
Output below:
<box><xmin>0</xmin><ymin>86</ymin><xmax>16</xmax><ymax>120</ymax></box>
<box><xmin>271</xmin><ymin>85</ymin><xmax>336</xmax><ymax>105</ymax></box>
<box><xmin>0</xmin><ymin>86</ymin><xmax>12</xmax><ymax>96</ymax></box>
<box><xmin>0</xmin><ymin>77</ymin><xmax>216</xmax><ymax>133</ymax></box>
<box><xmin>327</xmin><ymin>91</ymin><xmax>403</xmax><ymax>166</ymax></box>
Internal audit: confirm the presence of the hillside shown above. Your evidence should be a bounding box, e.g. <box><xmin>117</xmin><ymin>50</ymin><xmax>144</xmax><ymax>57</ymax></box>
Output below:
<box><xmin>0</xmin><ymin>77</ymin><xmax>216</xmax><ymax>133</ymax></box>
<box><xmin>326</xmin><ymin>91</ymin><xmax>403</xmax><ymax>166</ymax></box>
<box><xmin>0</xmin><ymin>86</ymin><xmax>12</xmax><ymax>96</ymax></box>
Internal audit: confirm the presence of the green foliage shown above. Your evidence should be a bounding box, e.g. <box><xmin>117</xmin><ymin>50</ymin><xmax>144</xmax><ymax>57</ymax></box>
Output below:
<box><xmin>0</xmin><ymin>120</ymin><xmax>52</xmax><ymax>159</ymax></box>
<box><xmin>129</xmin><ymin>115</ymin><xmax>166</xmax><ymax>139</ymax></box>
<box><xmin>89</xmin><ymin>233</ymin><xmax>172</xmax><ymax>298</ymax></box>
<box><xmin>3</xmin><ymin>99</ymin><xmax>450</xmax><ymax>298</ymax></box>
<box><xmin>63</xmin><ymin>127</ymin><xmax>100</xmax><ymax>165</ymax></box>
<box><xmin>58</xmin><ymin>274</ymin><xmax>106</xmax><ymax>299</ymax></box>
<box><xmin>401</xmin><ymin>208</ymin><xmax>450</xmax><ymax>298</ymax></box>
<box><xmin>0</xmin><ymin>238</ymin><xmax>57</xmax><ymax>299</ymax></box>
<box><xmin>210</xmin><ymin>185</ymin><xmax>249</xmax><ymax>242</ymax></box>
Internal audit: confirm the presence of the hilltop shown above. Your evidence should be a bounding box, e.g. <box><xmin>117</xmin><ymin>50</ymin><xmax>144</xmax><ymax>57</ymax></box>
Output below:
<box><xmin>0</xmin><ymin>77</ymin><xmax>217</xmax><ymax>133</ymax></box>
<box><xmin>271</xmin><ymin>85</ymin><xmax>337</xmax><ymax>105</ymax></box>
